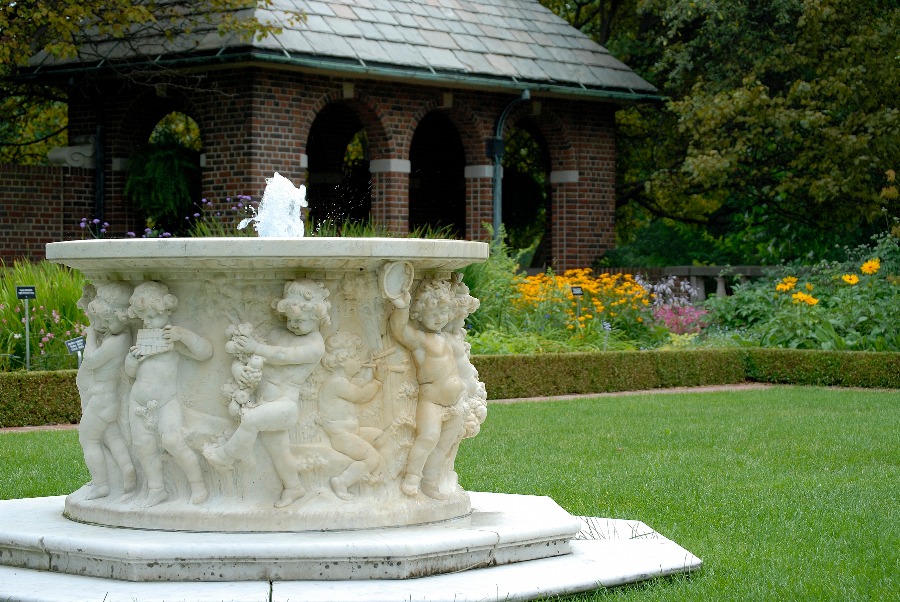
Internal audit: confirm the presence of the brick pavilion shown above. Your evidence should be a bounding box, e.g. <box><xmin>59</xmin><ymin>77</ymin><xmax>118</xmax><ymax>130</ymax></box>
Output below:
<box><xmin>1</xmin><ymin>0</ymin><xmax>656</xmax><ymax>269</ymax></box>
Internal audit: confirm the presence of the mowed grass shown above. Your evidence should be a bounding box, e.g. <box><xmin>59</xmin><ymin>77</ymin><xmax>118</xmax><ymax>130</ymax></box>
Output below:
<box><xmin>456</xmin><ymin>386</ymin><xmax>899</xmax><ymax>601</ymax></box>
<box><xmin>0</xmin><ymin>387</ymin><xmax>897</xmax><ymax>600</ymax></box>
<box><xmin>0</xmin><ymin>428</ymin><xmax>86</xmax><ymax>500</ymax></box>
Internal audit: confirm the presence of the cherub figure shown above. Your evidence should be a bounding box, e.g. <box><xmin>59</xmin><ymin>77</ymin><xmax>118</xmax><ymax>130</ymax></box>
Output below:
<box><xmin>446</xmin><ymin>275</ymin><xmax>487</xmax><ymax>439</ymax></box>
<box><xmin>124</xmin><ymin>281</ymin><xmax>213</xmax><ymax>507</ymax></box>
<box><xmin>389</xmin><ymin>278</ymin><xmax>467</xmax><ymax>498</ymax></box>
<box><xmin>319</xmin><ymin>331</ymin><xmax>384</xmax><ymax>500</ymax></box>
<box><xmin>76</xmin><ymin>282</ymin><xmax>137</xmax><ymax>500</ymax></box>
<box><xmin>204</xmin><ymin>279</ymin><xmax>330</xmax><ymax>508</ymax></box>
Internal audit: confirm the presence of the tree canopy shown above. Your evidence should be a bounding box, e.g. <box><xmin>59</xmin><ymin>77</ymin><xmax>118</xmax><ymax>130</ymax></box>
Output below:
<box><xmin>0</xmin><ymin>1</ymin><xmax>297</xmax><ymax>164</ymax></box>
<box><xmin>545</xmin><ymin>0</ymin><xmax>900</xmax><ymax>264</ymax></box>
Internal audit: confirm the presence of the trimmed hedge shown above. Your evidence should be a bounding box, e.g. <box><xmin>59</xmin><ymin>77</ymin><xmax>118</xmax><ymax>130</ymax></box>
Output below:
<box><xmin>473</xmin><ymin>349</ymin><xmax>747</xmax><ymax>399</ymax></box>
<box><xmin>472</xmin><ymin>348</ymin><xmax>900</xmax><ymax>399</ymax></box>
<box><xmin>0</xmin><ymin>369</ymin><xmax>80</xmax><ymax>428</ymax></box>
<box><xmin>744</xmin><ymin>348</ymin><xmax>900</xmax><ymax>389</ymax></box>
<box><xmin>0</xmin><ymin>349</ymin><xmax>897</xmax><ymax>426</ymax></box>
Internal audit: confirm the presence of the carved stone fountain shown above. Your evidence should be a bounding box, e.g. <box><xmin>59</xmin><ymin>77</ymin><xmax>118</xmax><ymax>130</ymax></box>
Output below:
<box><xmin>50</xmin><ymin>236</ymin><xmax>490</xmax><ymax>533</ymax></box>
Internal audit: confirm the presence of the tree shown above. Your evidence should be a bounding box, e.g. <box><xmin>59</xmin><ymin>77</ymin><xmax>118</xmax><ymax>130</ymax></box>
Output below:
<box><xmin>645</xmin><ymin>0</ymin><xmax>900</xmax><ymax>262</ymax></box>
<box><xmin>545</xmin><ymin>0</ymin><xmax>900</xmax><ymax>264</ymax></box>
<box><xmin>0</xmin><ymin>1</ymin><xmax>300</xmax><ymax>164</ymax></box>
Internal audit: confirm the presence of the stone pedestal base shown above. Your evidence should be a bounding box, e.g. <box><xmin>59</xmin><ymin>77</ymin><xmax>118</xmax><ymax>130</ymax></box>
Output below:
<box><xmin>0</xmin><ymin>492</ymin><xmax>702</xmax><ymax>601</ymax></box>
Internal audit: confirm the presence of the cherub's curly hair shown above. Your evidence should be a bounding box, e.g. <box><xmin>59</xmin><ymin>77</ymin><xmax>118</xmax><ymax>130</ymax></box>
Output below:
<box><xmin>85</xmin><ymin>282</ymin><xmax>134</xmax><ymax>322</ymax></box>
<box><xmin>409</xmin><ymin>279</ymin><xmax>454</xmax><ymax>321</ymax></box>
<box><xmin>273</xmin><ymin>279</ymin><xmax>331</xmax><ymax>326</ymax></box>
<box><xmin>321</xmin><ymin>331</ymin><xmax>363</xmax><ymax>371</ymax></box>
<box><xmin>128</xmin><ymin>281</ymin><xmax>177</xmax><ymax>318</ymax></box>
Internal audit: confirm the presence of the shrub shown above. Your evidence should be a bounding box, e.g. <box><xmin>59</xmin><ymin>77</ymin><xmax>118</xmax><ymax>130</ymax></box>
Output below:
<box><xmin>704</xmin><ymin>229</ymin><xmax>900</xmax><ymax>351</ymax></box>
<box><xmin>0</xmin><ymin>370</ymin><xmax>80</xmax><ymax>427</ymax></box>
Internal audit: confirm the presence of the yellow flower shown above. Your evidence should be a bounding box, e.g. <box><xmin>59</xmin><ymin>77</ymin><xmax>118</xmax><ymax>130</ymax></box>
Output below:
<box><xmin>842</xmin><ymin>274</ymin><xmax>859</xmax><ymax>285</ymax></box>
<box><xmin>887</xmin><ymin>169</ymin><xmax>897</xmax><ymax>183</ymax></box>
<box><xmin>775</xmin><ymin>276</ymin><xmax>798</xmax><ymax>292</ymax></box>
<box><xmin>805</xmin><ymin>283</ymin><xmax>814</xmax><ymax>292</ymax></box>
<box><xmin>791</xmin><ymin>291</ymin><xmax>819</xmax><ymax>305</ymax></box>
<box><xmin>861</xmin><ymin>258</ymin><xmax>881</xmax><ymax>275</ymax></box>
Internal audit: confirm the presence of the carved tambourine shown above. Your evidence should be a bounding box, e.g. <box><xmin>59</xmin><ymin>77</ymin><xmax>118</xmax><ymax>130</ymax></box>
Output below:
<box><xmin>380</xmin><ymin>261</ymin><xmax>414</xmax><ymax>304</ymax></box>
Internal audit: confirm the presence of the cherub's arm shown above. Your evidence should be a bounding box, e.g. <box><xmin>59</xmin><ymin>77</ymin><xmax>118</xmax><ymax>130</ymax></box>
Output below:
<box><xmin>235</xmin><ymin>332</ymin><xmax>324</xmax><ymax>367</ymax></box>
<box><xmin>389</xmin><ymin>303</ymin><xmax>422</xmax><ymax>350</ymax></box>
<box><xmin>331</xmin><ymin>375</ymin><xmax>382</xmax><ymax>405</ymax></box>
<box><xmin>166</xmin><ymin>325</ymin><xmax>213</xmax><ymax>361</ymax></box>
<box><xmin>80</xmin><ymin>331</ymin><xmax>130</xmax><ymax>370</ymax></box>
<box><xmin>123</xmin><ymin>350</ymin><xmax>139</xmax><ymax>378</ymax></box>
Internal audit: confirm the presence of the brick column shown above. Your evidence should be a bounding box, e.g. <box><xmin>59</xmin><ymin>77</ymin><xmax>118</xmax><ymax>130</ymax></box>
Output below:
<box><xmin>464</xmin><ymin>164</ymin><xmax>493</xmax><ymax>242</ymax></box>
<box><xmin>370</xmin><ymin>159</ymin><xmax>410</xmax><ymax>233</ymax></box>
<box><xmin>549</xmin><ymin>170</ymin><xmax>580</xmax><ymax>271</ymax></box>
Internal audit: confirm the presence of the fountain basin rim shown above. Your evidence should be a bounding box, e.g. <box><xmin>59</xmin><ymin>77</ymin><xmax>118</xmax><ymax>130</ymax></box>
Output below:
<box><xmin>46</xmin><ymin>237</ymin><xmax>489</xmax><ymax>274</ymax></box>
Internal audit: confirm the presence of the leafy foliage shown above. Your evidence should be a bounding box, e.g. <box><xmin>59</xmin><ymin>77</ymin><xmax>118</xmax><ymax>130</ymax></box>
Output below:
<box><xmin>0</xmin><ymin>261</ymin><xmax>87</xmax><ymax>372</ymax></box>
<box><xmin>574</xmin><ymin>0</ymin><xmax>900</xmax><ymax>265</ymax></box>
<box><xmin>704</xmin><ymin>229</ymin><xmax>900</xmax><ymax>351</ymax></box>
<box><xmin>124</xmin><ymin>134</ymin><xmax>200</xmax><ymax>233</ymax></box>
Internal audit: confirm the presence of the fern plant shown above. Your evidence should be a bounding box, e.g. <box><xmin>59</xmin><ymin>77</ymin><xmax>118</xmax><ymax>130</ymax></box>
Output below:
<box><xmin>124</xmin><ymin>131</ymin><xmax>199</xmax><ymax>233</ymax></box>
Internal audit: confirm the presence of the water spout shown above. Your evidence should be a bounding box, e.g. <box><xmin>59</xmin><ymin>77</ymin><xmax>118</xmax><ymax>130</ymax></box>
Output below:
<box><xmin>238</xmin><ymin>172</ymin><xmax>307</xmax><ymax>237</ymax></box>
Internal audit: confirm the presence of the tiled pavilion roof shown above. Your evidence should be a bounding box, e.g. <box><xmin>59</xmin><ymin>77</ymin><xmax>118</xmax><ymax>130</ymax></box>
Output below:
<box><xmin>30</xmin><ymin>0</ymin><xmax>657</xmax><ymax>101</ymax></box>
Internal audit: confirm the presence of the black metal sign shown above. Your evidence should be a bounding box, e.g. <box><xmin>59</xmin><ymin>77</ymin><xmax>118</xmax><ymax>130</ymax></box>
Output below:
<box><xmin>65</xmin><ymin>337</ymin><xmax>86</xmax><ymax>354</ymax></box>
<box><xmin>16</xmin><ymin>285</ymin><xmax>36</xmax><ymax>300</ymax></box>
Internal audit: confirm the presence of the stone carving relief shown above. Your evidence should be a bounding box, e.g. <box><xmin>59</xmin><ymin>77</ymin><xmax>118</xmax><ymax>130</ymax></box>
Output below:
<box><xmin>67</xmin><ymin>262</ymin><xmax>487</xmax><ymax>531</ymax></box>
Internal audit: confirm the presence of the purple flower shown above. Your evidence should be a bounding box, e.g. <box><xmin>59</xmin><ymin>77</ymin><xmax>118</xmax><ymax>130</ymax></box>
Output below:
<box><xmin>193</xmin><ymin>213</ymin><xmax>200</xmax><ymax>218</ymax></box>
<box><xmin>127</xmin><ymin>232</ymin><xmax>136</xmax><ymax>237</ymax></box>
<box><xmin>102</xmin><ymin>222</ymin><xmax>109</xmax><ymax>228</ymax></box>
<box><xmin>99</xmin><ymin>228</ymin><xmax>107</xmax><ymax>234</ymax></box>
<box><xmin>79</xmin><ymin>222</ymin><xmax>86</xmax><ymax>229</ymax></box>
<box><xmin>92</xmin><ymin>218</ymin><xmax>100</xmax><ymax>225</ymax></box>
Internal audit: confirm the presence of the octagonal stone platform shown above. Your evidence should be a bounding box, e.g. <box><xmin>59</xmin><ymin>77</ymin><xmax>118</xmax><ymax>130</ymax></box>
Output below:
<box><xmin>0</xmin><ymin>492</ymin><xmax>701</xmax><ymax>601</ymax></box>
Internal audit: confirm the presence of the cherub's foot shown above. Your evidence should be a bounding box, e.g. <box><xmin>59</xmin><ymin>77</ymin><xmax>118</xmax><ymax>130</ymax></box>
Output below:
<box><xmin>420</xmin><ymin>479</ymin><xmax>448</xmax><ymax>500</ymax></box>
<box><xmin>85</xmin><ymin>483</ymin><xmax>110</xmax><ymax>500</ymax></box>
<box><xmin>274</xmin><ymin>485</ymin><xmax>306</xmax><ymax>508</ymax></box>
<box><xmin>122</xmin><ymin>465</ymin><xmax>137</xmax><ymax>492</ymax></box>
<box><xmin>203</xmin><ymin>443</ymin><xmax>235</xmax><ymax>471</ymax></box>
<box><xmin>189</xmin><ymin>482</ymin><xmax>208</xmax><ymax>505</ymax></box>
<box><xmin>143</xmin><ymin>487</ymin><xmax>168</xmax><ymax>508</ymax></box>
<box><xmin>330</xmin><ymin>477</ymin><xmax>353</xmax><ymax>501</ymax></box>
<box><xmin>401</xmin><ymin>474</ymin><xmax>421</xmax><ymax>497</ymax></box>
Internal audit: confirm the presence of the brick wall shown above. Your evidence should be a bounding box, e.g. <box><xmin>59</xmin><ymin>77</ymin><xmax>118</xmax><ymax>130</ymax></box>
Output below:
<box><xmin>0</xmin><ymin>165</ymin><xmax>93</xmax><ymax>263</ymax></box>
<box><xmin>10</xmin><ymin>66</ymin><xmax>620</xmax><ymax>269</ymax></box>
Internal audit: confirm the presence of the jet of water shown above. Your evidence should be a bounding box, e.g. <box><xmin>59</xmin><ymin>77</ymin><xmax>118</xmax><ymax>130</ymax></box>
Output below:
<box><xmin>238</xmin><ymin>172</ymin><xmax>307</xmax><ymax>237</ymax></box>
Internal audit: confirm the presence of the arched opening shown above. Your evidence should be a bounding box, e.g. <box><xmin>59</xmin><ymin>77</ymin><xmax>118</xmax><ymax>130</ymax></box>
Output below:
<box><xmin>124</xmin><ymin>111</ymin><xmax>202</xmax><ymax>235</ymax></box>
<box><xmin>409</xmin><ymin>111</ymin><xmax>466</xmax><ymax>237</ymax></box>
<box><xmin>503</xmin><ymin>121</ymin><xmax>551</xmax><ymax>268</ymax></box>
<box><xmin>306</xmin><ymin>104</ymin><xmax>371</xmax><ymax>230</ymax></box>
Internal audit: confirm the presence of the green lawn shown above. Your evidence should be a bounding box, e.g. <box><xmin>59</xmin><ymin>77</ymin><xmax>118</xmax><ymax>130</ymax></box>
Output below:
<box><xmin>456</xmin><ymin>386</ymin><xmax>900</xmax><ymax>601</ymax></box>
<box><xmin>1</xmin><ymin>386</ymin><xmax>898</xmax><ymax>600</ymax></box>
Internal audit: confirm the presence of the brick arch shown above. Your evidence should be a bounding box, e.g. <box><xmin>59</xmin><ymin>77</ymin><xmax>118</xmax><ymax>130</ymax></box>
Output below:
<box><xmin>300</xmin><ymin>90</ymin><xmax>392</xmax><ymax>161</ymax></box>
<box><xmin>113</xmin><ymin>91</ymin><xmax>206</xmax><ymax>155</ymax></box>
<box><xmin>508</xmin><ymin>105</ymin><xmax>577</xmax><ymax>173</ymax></box>
<box><xmin>102</xmin><ymin>90</ymin><xmax>208</xmax><ymax>235</ymax></box>
<box><xmin>406</xmin><ymin>96</ymin><xmax>489</xmax><ymax>167</ymax></box>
